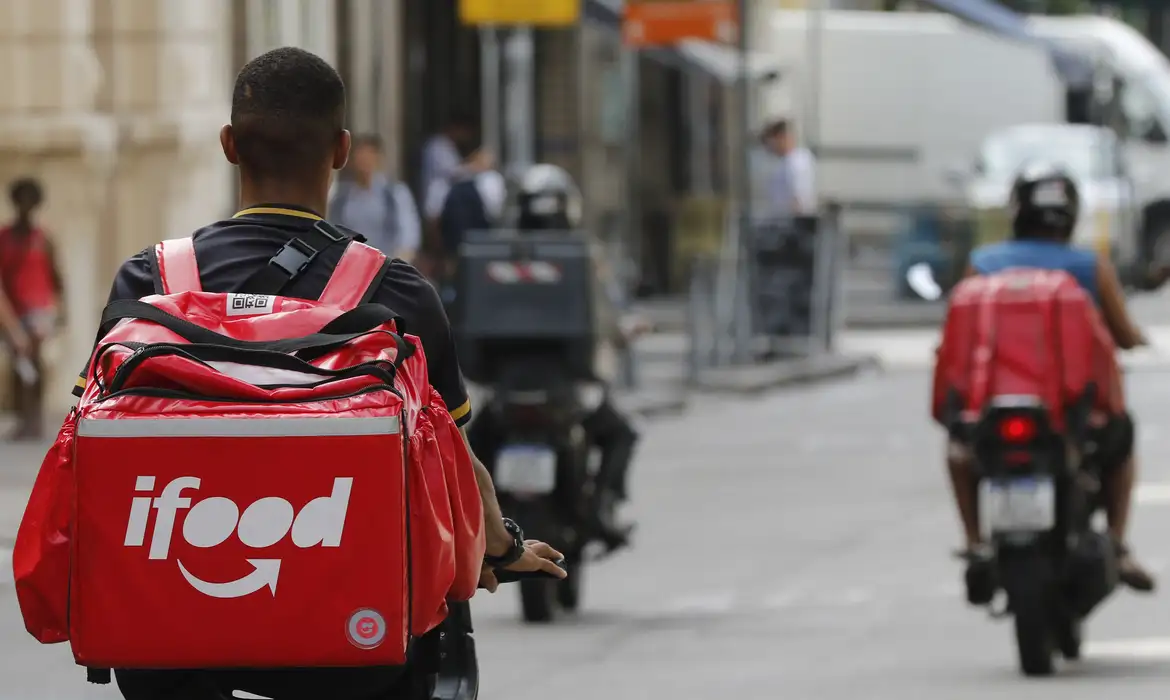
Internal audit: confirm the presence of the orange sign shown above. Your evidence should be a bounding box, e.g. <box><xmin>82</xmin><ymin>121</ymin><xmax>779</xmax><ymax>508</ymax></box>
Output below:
<box><xmin>622</xmin><ymin>1</ymin><xmax>737</xmax><ymax>47</ymax></box>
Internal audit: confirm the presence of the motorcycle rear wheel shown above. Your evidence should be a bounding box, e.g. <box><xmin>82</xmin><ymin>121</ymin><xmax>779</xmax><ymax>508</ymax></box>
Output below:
<box><xmin>1009</xmin><ymin>571</ymin><xmax>1056</xmax><ymax>676</ymax></box>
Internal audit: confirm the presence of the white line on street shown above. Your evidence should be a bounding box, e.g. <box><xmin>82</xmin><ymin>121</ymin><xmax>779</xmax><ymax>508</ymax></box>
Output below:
<box><xmin>1085</xmin><ymin>637</ymin><xmax>1170</xmax><ymax>660</ymax></box>
<box><xmin>1135</xmin><ymin>482</ymin><xmax>1170</xmax><ymax>505</ymax></box>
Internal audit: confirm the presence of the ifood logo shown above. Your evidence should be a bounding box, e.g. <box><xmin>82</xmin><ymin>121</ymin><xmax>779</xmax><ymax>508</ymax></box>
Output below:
<box><xmin>124</xmin><ymin>476</ymin><xmax>353</xmax><ymax>599</ymax></box>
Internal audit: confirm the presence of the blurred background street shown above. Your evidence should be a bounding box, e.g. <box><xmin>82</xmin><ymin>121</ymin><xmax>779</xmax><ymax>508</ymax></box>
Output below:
<box><xmin>6</xmin><ymin>0</ymin><xmax>1170</xmax><ymax>697</ymax></box>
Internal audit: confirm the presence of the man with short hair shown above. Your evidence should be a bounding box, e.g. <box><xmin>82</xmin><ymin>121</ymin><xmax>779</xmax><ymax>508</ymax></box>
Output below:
<box><xmin>81</xmin><ymin>46</ymin><xmax>563</xmax><ymax>700</ymax></box>
<box><xmin>759</xmin><ymin>119</ymin><xmax>817</xmax><ymax>219</ymax></box>
<box><xmin>328</xmin><ymin>133</ymin><xmax>422</xmax><ymax>262</ymax></box>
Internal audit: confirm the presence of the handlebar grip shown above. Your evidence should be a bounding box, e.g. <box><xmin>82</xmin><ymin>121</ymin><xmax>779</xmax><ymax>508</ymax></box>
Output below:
<box><xmin>492</xmin><ymin>559</ymin><xmax>567</xmax><ymax>584</ymax></box>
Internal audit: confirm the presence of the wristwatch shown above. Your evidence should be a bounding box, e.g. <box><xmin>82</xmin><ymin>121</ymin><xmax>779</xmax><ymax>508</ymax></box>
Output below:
<box><xmin>483</xmin><ymin>518</ymin><xmax>525</xmax><ymax>568</ymax></box>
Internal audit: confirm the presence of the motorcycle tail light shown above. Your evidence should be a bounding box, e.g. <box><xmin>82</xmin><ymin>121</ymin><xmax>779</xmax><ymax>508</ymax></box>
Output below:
<box><xmin>999</xmin><ymin>415</ymin><xmax>1037</xmax><ymax>444</ymax></box>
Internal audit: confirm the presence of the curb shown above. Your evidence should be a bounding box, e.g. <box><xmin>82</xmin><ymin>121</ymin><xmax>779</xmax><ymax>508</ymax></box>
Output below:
<box><xmin>694</xmin><ymin>354</ymin><xmax>882</xmax><ymax>396</ymax></box>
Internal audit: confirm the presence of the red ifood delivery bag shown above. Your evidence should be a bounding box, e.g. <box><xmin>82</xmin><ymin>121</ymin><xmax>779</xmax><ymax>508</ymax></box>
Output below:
<box><xmin>12</xmin><ymin>235</ymin><xmax>485</xmax><ymax>672</ymax></box>
<box><xmin>932</xmin><ymin>268</ymin><xmax>1123</xmax><ymax>433</ymax></box>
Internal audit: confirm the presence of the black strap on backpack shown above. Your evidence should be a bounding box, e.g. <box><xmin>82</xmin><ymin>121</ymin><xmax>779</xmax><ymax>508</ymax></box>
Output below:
<box><xmin>236</xmin><ymin>219</ymin><xmax>350</xmax><ymax>296</ymax></box>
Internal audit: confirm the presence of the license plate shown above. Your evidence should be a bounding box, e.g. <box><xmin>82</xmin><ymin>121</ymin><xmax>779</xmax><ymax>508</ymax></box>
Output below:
<box><xmin>979</xmin><ymin>476</ymin><xmax>1056</xmax><ymax>534</ymax></box>
<box><xmin>494</xmin><ymin>444</ymin><xmax>557</xmax><ymax>495</ymax></box>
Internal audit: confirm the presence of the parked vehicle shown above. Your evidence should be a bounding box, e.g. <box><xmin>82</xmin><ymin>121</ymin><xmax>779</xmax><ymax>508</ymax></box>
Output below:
<box><xmin>764</xmin><ymin>10</ymin><xmax>1170</xmax><ymax>278</ymax></box>
<box><xmin>954</xmin><ymin>123</ymin><xmax>1140</xmax><ymax>277</ymax></box>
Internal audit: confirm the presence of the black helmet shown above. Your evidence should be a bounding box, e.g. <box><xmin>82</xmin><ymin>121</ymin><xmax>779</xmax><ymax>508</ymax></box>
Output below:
<box><xmin>516</xmin><ymin>164</ymin><xmax>583</xmax><ymax>231</ymax></box>
<box><xmin>1010</xmin><ymin>162</ymin><xmax>1079</xmax><ymax>239</ymax></box>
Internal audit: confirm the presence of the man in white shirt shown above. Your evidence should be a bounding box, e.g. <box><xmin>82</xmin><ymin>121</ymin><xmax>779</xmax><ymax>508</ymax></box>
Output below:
<box><xmin>761</xmin><ymin>119</ymin><xmax>817</xmax><ymax>219</ymax></box>
<box><xmin>328</xmin><ymin>134</ymin><xmax>422</xmax><ymax>262</ymax></box>
<box><xmin>425</xmin><ymin>141</ymin><xmax>507</xmax><ymax>285</ymax></box>
<box><xmin>420</xmin><ymin>111</ymin><xmax>475</xmax><ymax>207</ymax></box>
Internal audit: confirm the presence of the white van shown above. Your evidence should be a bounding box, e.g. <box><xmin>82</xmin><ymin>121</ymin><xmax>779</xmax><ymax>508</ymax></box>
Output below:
<box><xmin>763</xmin><ymin>10</ymin><xmax>1170</xmax><ymax>271</ymax></box>
<box><xmin>1031</xmin><ymin>15</ymin><xmax>1170</xmax><ymax>266</ymax></box>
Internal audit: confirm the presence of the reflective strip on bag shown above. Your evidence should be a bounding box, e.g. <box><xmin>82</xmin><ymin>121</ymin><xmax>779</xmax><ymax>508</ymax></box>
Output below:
<box><xmin>77</xmin><ymin>416</ymin><xmax>401</xmax><ymax>438</ymax></box>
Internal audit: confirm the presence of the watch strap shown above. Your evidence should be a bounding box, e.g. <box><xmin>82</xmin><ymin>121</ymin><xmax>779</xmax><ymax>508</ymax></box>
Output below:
<box><xmin>484</xmin><ymin>518</ymin><xmax>525</xmax><ymax>568</ymax></box>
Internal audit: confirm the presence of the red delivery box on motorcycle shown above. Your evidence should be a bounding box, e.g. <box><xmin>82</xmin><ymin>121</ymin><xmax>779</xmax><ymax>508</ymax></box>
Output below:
<box><xmin>12</xmin><ymin>237</ymin><xmax>486</xmax><ymax>673</ymax></box>
<box><xmin>932</xmin><ymin>269</ymin><xmax>1122</xmax><ymax>434</ymax></box>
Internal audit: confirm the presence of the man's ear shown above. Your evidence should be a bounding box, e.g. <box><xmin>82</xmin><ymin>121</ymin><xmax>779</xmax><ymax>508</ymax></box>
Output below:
<box><xmin>220</xmin><ymin>125</ymin><xmax>239</xmax><ymax>166</ymax></box>
<box><xmin>333</xmin><ymin>130</ymin><xmax>351</xmax><ymax>171</ymax></box>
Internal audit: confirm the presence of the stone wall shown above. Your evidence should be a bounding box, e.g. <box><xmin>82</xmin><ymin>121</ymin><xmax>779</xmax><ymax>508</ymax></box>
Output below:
<box><xmin>0</xmin><ymin>0</ymin><xmax>233</xmax><ymax>418</ymax></box>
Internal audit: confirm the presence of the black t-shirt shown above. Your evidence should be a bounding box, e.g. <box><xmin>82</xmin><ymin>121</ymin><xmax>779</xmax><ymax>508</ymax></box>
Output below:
<box><xmin>75</xmin><ymin>204</ymin><xmax>471</xmax><ymax>426</ymax></box>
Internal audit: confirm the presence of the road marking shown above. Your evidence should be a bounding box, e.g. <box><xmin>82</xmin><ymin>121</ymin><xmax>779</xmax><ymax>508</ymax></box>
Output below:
<box><xmin>0</xmin><ymin>547</ymin><xmax>11</xmax><ymax>585</ymax></box>
<box><xmin>664</xmin><ymin>591</ymin><xmax>737</xmax><ymax>614</ymax></box>
<box><xmin>1135</xmin><ymin>483</ymin><xmax>1170</xmax><ymax>505</ymax></box>
<box><xmin>1085</xmin><ymin>637</ymin><xmax>1170</xmax><ymax>660</ymax></box>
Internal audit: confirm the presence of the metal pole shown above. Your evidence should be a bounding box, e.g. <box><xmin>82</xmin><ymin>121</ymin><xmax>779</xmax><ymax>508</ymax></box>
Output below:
<box><xmin>731</xmin><ymin>0</ymin><xmax>753</xmax><ymax>364</ymax></box>
<box><xmin>622</xmin><ymin>46</ymin><xmax>641</xmax><ymax>284</ymax></box>
<box><xmin>502</xmin><ymin>28</ymin><xmax>536</xmax><ymax>178</ymax></box>
<box><xmin>480</xmin><ymin>28</ymin><xmax>501</xmax><ymax>160</ymax></box>
<box><xmin>805</xmin><ymin>0</ymin><xmax>824</xmax><ymax>153</ymax></box>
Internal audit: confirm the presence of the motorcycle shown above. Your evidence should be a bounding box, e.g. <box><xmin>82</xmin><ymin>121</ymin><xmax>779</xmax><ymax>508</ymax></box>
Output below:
<box><xmin>967</xmin><ymin>396</ymin><xmax>1118</xmax><ymax>676</ymax></box>
<box><xmin>468</xmin><ymin>354</ymin><xmax>607</xmax><ymax>623</ymax></box>
<box><xmin>915</xmin><ymin>264</ymin><xmax>1120</xmax><ymax>676</ymax></box>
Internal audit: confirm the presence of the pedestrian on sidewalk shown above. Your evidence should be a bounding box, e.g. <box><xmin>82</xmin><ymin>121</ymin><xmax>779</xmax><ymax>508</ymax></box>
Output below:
<box><xmin>759</xmin><ymin>119</ymin><xmax>817</xmax><ymax>220</ymax></box>
<box><xmin>328</xmin><ymin>133</ymin><xmax>422</xmax><ymax>263</ymax></box>
<box><xmin>0</xmin><ymin>177</ymin><xmax>65</xmax><ymax>441</ymax></box>
<box><xmin>424</xmin><ymin>138</ymin><xmax>506</xmax><ymax>289</ymax></box>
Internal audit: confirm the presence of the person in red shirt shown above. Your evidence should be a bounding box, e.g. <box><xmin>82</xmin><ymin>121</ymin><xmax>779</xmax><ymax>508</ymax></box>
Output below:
<box><xmin>0</xmin><ymin>178</ymin><xmax>64</xmax><ymax>440</ymax></box>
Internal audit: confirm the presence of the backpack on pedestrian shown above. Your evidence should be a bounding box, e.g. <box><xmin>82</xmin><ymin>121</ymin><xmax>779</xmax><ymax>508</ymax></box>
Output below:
<box><xmin>12</xmin><ymin>223</ymin><xmax>485</xmax><ymax>679</ymax></box>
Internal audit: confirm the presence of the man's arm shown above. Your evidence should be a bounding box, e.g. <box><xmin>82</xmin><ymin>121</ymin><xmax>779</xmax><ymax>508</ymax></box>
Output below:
<box><xmin>791</xmin><ymin>149</ymin><xmax>817</xmax><ymax>215</ymax></box>
<box><xmin>377</xmin><ymin>263</ymin><xmax>513</xmax><ymax>554</ymax></box>
<box><xmin>1097</xmin><ymin>256</ymin><xmax>1147</xmax><ymax>349</ymax></box>
<box><xmin>459</xmin><ymin>426</ymin><xmax>517</xmax><ymax>557</ymax></box>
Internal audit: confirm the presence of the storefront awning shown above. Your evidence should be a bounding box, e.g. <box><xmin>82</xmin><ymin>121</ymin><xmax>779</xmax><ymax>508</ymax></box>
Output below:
<box><xmin>584</xmin><ymin>0</ymin><xmax>780</xmax><ymax>84</ymax></box>
<box><xmin>922</xmin><ymin>0</ymin><xmax>1094</xmax><ymax>88</ymax></box>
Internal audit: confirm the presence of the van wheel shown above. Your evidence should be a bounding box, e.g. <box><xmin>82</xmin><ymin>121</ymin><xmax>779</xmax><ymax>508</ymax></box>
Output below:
<box><xmin>1142</xmin><ymin>215</ymin><xmax>1170</xmax><ymax>272</ymax></box>
<box><xmin>519</xmin><ymin>579</ymin><xmax>557</xmax><ymax>623</ymax></box>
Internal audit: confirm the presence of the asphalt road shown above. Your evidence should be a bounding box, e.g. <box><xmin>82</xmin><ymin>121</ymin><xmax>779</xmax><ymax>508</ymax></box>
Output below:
<box><xmin>3</xmin><ymin>364</ymin><xmax>1170</xmax><ymax>699</ymax></box>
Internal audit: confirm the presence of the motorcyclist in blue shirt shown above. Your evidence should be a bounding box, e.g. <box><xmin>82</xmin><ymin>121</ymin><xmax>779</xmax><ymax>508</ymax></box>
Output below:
<box><xmin>949</xmin><ymin>163</ymin><xmax>1155</xmax><ymax>597</ymax></box>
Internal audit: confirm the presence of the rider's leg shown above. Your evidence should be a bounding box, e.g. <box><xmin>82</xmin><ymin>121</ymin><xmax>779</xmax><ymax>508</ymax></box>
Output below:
<box><xmin>584</xmin><ymin>399</ymin><xmax>638</xmax><ymax>502</ymax></box>
<box><xmin>946</xmin><ymin>441</ymin><xmax>982</xmax><ymax>550</ymax></box>
<box><xmin>1101</xmin><ymin>412</ymin><xmax>1155</xmax><ymax>592</ymax></box>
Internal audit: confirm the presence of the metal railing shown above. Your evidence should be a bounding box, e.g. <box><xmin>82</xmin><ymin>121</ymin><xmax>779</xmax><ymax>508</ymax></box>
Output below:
<box><xmin>682</xmin><ymin>210</ymin><xmax>847</xmax><ymax>382</ymax></box>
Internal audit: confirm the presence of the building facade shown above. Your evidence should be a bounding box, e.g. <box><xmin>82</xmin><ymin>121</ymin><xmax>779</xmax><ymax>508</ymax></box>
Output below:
<box><xmin>1</xmin><ymin>0</ymin><xmax>233</xmax><ymax>413</ymax></box>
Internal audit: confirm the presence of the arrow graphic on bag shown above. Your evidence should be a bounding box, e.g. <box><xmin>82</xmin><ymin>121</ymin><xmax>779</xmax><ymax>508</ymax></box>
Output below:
<box><xmin>177</xmin><ymin>559</ymin><xmax>281</xmax><ymax>599</ymax></box>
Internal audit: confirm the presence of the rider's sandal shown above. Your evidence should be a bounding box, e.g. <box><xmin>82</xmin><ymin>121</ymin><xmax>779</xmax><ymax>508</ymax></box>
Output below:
<box><xmin>1115</xmin><ymin>542</ymin><xmax>1156</xmax><ymax>593</ymax></box>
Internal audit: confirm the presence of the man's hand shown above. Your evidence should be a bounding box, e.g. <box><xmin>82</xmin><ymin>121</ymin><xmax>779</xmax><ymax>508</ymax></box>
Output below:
<box><xmin>477</xmin><ymin>540</ymin><xmax>567</xmax><ymax>593</ymax></box>
<box><xmin>8</xmin><ymin>328</ymin><xmax>31</xmax><ymax>357</ymax></box>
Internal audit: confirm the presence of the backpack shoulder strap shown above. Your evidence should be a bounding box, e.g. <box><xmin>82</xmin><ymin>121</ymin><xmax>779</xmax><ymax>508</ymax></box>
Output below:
<box><xmin>319</xmin><ymin>241</ymin><xmax>391</xmax><ymax>310</ymax></box>
<box><xmin>153</xmin><ymin>238</ymin><xmax>203</xmax><ymax>294</ymax></box>
<box><xmin>237</xmin><ymin>220</ymin><xmax>350</xmax><ymax>295</ymax></box>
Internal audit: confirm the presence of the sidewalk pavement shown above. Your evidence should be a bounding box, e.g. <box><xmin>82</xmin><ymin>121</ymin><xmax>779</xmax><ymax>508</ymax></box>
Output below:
<box><xmin>621</xmin><ymin>332</ymin><xmax>880</xmax><ymax>410</ymax></box>
<box><xmin>0</xmin><ymin>437</ymin><xmax>51</xmax><ymax>549</ymax></box>
<box><xmin>631</xmin><ymin>274</ymin><xmax>946</xmax><ymax>332</ymax></box>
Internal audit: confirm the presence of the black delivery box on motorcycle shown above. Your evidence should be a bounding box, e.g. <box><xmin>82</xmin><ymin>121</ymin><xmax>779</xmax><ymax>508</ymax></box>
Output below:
<box><xmin>451</xmin><ymin>229</ymin><xmax>615</xmax><ymax>384</ymax></box>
